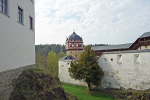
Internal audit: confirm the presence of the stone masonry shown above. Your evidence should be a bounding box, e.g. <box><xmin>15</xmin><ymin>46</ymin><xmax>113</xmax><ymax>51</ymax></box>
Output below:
<box><xmin>0</xmin><ymin>64</ymin><xmax>39</xmax><ymax>100</ymax></box>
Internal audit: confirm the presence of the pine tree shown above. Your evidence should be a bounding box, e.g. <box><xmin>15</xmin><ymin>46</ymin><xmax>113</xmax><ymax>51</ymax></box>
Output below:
<box><xmin>69</xmin><ymin>45</ymin><xmax>104</xmax><ymax>90</ymax></box>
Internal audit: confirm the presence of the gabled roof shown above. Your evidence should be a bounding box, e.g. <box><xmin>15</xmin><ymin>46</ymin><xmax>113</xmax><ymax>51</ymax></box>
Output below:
<box><xmin>139</xmin><ymin>32</ymin><xmax>150</xmax><ymax>38</ymax></box>
<box><xmin>91</xmin><ymin>43</ymin><xmax>132</xmax><ymax>51</ymax></box>
<box><xmin>59</xmin><ymin>55</ymin><xmax>77</xmax><ymax>61</ymax></box>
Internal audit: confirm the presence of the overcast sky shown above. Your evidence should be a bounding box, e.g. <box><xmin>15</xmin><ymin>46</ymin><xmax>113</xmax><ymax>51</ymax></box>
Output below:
<box><xmin>35</xmin><ymin>0</ymin><xmax>150</xmax><ymax>45</ymax></box>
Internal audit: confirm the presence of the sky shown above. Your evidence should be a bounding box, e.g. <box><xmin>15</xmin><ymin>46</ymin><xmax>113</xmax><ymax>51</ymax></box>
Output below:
<box><xmin>35</xmin><ymin>0</ymin><xmax>150</xmax><ymax>45</ymax></box>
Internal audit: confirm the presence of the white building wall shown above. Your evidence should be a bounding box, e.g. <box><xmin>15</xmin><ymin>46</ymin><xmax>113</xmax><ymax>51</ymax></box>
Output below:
<box><xmin>97</xmin><ymin>52</ymin><xmax>150</xmax><ymax>90</ymax></box>
<box><xmin>0</xmin><ymin>0</ymin><xmax>35</xmax><ymax>72</ymax></box>
<box><xmin>137</xmin><ymin>45</ymin><xmax>150</xmax><ymax>50</ymax></box>
<box><xmin>59</xmin><ymin>60</ymin><xmax>87</xmax><ymax>86</ymax></box>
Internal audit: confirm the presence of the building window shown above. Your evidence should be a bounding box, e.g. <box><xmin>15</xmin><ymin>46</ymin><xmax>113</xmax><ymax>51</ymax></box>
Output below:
<box><xmin>18</xmin><ymin>7</ymin><xmax>23</xmax><ymax>24</ymax></box>
<box><xmin>29</xmin><ymin>16</ymin><xmax>33</xmax><ymax>29</ymax></box>
<box><xmin>0</xmin><ymin>0</ymin><xmax>7</xmax><ymax>14</ymax></box>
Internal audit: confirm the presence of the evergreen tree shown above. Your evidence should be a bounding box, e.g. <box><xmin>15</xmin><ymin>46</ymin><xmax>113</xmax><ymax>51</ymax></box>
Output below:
<box><xmin>69</xmin><ymin>45</ymin><xmax>104</xmax><ymax>90</ymax></box>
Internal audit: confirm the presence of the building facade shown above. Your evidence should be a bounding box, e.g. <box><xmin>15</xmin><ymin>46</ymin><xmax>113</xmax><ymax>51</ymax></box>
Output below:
<box><xmin>59</xmin><ymin>31</ymin><xmax>86</xmax><ymax>86</ymax></box>
<box><xmin>93</xmin><ymin>31</ymin><xmax>150</xmax><ymax>90</ymax></box>
<box><xmin>92</xmin><ymin>32</ymin><xmax>150</xmax><ymax>56</ymax></box>
<box><xmin>60</xmin><ymin>31</ymin><xmax>150</xmax><ymax>90</ymax></box>
<box><xmin>0</xmin><ymin>0</ymin><xmax>35</xmax><ymax>72</ymax></box>
<box><xmin>66</xmin><ymin>31</ymin><xmax>83</xmax><ymax>58</ymax></box>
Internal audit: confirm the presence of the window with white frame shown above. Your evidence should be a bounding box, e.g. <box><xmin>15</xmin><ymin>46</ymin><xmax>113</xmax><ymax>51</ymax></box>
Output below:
<box><xmin>0</xmin><ymin>0</ymin><xmax>7</xmax><ymax>14</ymax></box>
<box><xmin>29</xmin><ymin>16</ymin><xmax>33</xmax><ymax>29</ymax></box>
<box><xmin>18</xmin><ymin>6</ymin><xmax>23</xmax><ymax>24</ymax></box>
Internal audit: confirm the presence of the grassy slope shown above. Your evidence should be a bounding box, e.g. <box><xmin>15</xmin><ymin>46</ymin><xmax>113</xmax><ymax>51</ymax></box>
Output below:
<box><xmin>62</xmin><ymin>84</ymin><xmax>116</xmax><ymax>100</ymax></box>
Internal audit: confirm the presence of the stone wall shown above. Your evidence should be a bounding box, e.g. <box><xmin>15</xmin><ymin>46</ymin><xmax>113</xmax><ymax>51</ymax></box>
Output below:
<box><xmin>0</xmin><ymin>64</ymin><xmax>39</xmax><ymax>100</ymax></box>
<box><xmin>97</xmin><ymin>49</ymin><xmax>150</xmax><ymax>90</ymax></box>
<box><xmin>59</xmin><ymin>60</ymin><xmax>87</xmax><ymax>87</ymax></box>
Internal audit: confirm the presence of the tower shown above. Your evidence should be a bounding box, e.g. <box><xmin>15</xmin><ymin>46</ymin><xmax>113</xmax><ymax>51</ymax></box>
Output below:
<box><xmin>66</xmin><ymin>31</ymin><xmax>83</xmax><ymax>58</ymax></box>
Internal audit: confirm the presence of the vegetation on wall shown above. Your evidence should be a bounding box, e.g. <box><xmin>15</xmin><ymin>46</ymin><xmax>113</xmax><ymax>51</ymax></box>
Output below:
<box><xmin>69</xmin><ymin>45</ymin><xmax>104</xmax><ymax>90</ymax></box>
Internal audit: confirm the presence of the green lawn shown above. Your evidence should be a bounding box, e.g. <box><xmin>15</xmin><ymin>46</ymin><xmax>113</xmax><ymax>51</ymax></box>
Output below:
<box><xmin>62</xmin><ymin>84</ymin><xmax>116</xmax><ymax>100</ymax></box>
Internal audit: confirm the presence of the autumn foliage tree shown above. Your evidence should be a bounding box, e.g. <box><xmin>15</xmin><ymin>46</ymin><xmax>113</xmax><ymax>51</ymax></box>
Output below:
<box><xmin>69</xmin><ymin>45</ymin><xmax>104</xmax><ymax>90</ymax></box>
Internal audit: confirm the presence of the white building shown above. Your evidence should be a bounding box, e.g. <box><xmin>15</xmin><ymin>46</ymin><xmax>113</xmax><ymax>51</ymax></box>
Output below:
<box><xmin>59</xmin><ymin>55</ymin><xmax>87</xmax><ymax>86</ymax></box>
<box><xmin>0</xmin><ymin>0</ymin><xmax>35</xmax><ymax>72</ymax></box>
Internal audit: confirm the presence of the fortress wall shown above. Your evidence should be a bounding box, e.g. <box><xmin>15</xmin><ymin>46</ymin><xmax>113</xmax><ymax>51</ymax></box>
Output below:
<box><xmin>59</xmin><ymin>60</ymin><xmax>87</xmax><ymax>87</ymax></box>
<box><xmin>97</xmin><ymin>51</ymin><xmax>150</xmax><ymax>90</ymax></box>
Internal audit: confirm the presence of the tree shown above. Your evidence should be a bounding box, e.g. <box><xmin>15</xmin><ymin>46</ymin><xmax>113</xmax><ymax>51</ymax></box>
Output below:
<box><xmin>58</xmin><ymin>51</ymin><xmax>66</xmax><ymax>59</ymax></box>
<box><xmin>47</xmin><ymin>51</ymin><xmax>58</xmax><ymax>76</ymax></box>
<box><xmin>68</xmin><ymin>45</ymin><xmax>104</xmax><ymax>90</ymax></box>
<box><xmin>35</xmin><ymin>50</ymin><xmax>47</xmax><ymax>70</ymax></box>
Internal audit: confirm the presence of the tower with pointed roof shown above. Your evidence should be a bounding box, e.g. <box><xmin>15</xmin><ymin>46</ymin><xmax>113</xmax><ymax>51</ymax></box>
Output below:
<box><xmin>66</xmin><ymin>31</ymin><xmax>83</xmax><ymax>58</ymax></box>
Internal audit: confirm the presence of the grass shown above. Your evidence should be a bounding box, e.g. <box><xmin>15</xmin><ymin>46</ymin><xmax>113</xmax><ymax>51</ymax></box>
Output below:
<box><xmin>62</xmin><ymin>84</ymin><xmax>116</xmax><ymax>100</ymax></box>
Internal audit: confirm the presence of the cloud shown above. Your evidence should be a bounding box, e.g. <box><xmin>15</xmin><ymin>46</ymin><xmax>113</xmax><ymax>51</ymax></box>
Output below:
<box><xmin>35</xmin><ymin>0</ymin><xmax>150</xmax><ymax>45</ymax></box>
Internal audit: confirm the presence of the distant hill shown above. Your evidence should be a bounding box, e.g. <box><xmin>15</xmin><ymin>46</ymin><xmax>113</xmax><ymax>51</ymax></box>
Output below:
<box><xmin>35</xmin><ymin>44</ymin><xmax>66</xmax><ymax>56</ymax></box>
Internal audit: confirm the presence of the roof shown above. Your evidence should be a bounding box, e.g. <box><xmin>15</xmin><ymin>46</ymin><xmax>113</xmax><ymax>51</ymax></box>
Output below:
<box><xmin>102</xmin><ymin>49</ymin><xmax>150</xmax><ymax>54</ymax></box>
<box><xmin>68</xmin><ymin>32</ymin><xmax>82</xmax><ymax>41</ymax></box>
<box><xmin>59</xmin><ymin>55</ymin><xmax>77</xmax><ymax>61</ymax></box>
<box><xmin>91</xmin><ymin>43</ymin><xmax>132</xmax><ymax>51</ymax></box>
<box><xmin>139</xmin><ymin>32</ymin><xmax>150</xmax><ymax>38</ymax></box>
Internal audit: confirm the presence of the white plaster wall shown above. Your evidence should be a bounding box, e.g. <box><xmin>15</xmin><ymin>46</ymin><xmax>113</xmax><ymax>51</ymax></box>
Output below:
<box><xmin>0</xmin><ymin>0</ymin><xmax>35</xmax><ymax>72</ymax></box>
<box><xmin>59</xmin><ymin>60</ymin><xmax>87</xmax><ymax>86</ymax></box>
<box><xmin>137</xmin><ymin>45</ymin><xmax>150</xmax><ymax>50</ymax></box>
<box><xmin>97</xmin><ymin>52</ymin><xmax>150</xmax><ymax>90</ymax></box>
